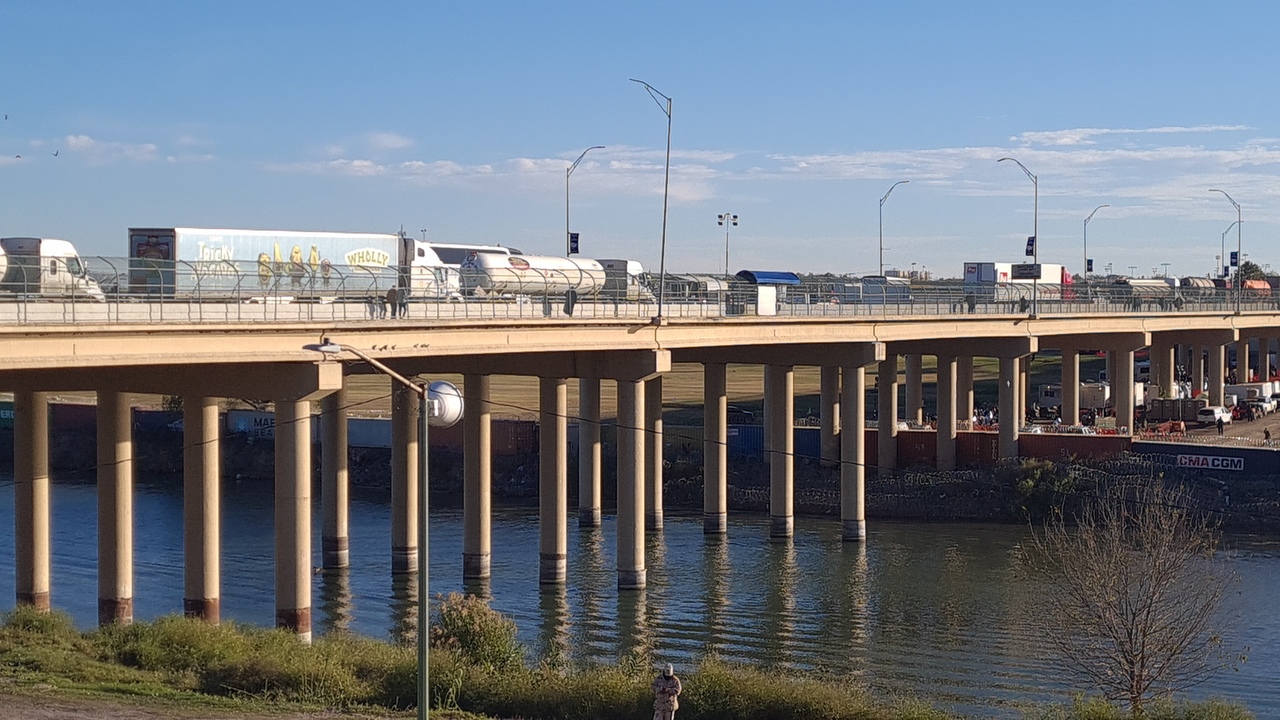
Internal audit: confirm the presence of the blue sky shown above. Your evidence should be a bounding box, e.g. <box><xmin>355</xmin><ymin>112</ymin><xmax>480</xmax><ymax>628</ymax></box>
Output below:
<box><xmin>3</xmin><ymin>1</ymin><xmax>1279</xmax><ymax>278</ymax></box>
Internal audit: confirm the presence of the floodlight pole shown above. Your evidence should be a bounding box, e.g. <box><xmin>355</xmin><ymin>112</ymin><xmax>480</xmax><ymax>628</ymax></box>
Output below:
<box><xmin>878</xmin><ymin>180</ymin><xmax>909</xmax><ymax>276</ymax></box>
<box><xmin>1084</xmin><ymin>204</ymin><xmax>1108</xmax><ymax>297</ymax></box>
<box><xmin>717</xmin><ymin>212</ymin><xmax>738</xmax><ymax>276</ymax></box>
<box><xmin>631</xmin><ymin>78</ymin><xmax>672</xmax><ymax>324</ymax></box>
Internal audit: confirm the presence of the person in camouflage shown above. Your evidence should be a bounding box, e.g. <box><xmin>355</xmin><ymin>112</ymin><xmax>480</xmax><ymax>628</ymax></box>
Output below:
<box><xmin>652</xmin><ymin>663</ymin><xmax>682</xmax><ymax>720</ymax></box>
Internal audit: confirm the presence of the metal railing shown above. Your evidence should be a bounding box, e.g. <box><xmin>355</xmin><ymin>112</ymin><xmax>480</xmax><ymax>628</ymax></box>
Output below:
<box><xmin>0</xmin><ymin>259</ymin><xmax>1271</xmax><ymax>325</ymax></box>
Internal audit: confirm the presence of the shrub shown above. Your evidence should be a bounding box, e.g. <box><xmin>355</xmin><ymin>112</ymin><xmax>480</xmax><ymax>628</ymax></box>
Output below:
<box><xmin>94</xmin><ymin>616</ymin><xmax>250</xmax><ymax>674</ymax></box>
<box><xmin>430</xmin><ymin>592</ymin><xmax>524</xmax><ymax>671</ymax></box>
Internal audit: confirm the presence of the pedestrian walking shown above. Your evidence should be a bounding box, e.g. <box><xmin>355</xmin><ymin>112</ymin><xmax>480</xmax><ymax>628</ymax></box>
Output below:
<box><xmin>385</xmin><ymin>286</ymin><xmax>400</xmax><ymax>319</ymax></box>
<box><xmin>652</xmin><ymin>663</ymin><xmax>682</xmax><ymax>720</ymax></box>
<box><xmin>1217</xmin><ymin>417</ymin><xmax>1225</xmax><ymax>436</ymax></box>
<box><xmin>1265</xmin><ymin>427</ymin><xmax>1272</xmax><ymax>445</ymax></box>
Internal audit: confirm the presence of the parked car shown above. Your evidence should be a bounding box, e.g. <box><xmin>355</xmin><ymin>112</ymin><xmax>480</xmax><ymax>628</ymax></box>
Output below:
<box><xmin>1197</xmin><ymin>406</ymin><xmax>1232</xmax><ymax>426</ymax></box>
<box><xmin>1247</xmin><ymin>397</ymin><xmax>1277</xmax><ymax>415</ymax></box>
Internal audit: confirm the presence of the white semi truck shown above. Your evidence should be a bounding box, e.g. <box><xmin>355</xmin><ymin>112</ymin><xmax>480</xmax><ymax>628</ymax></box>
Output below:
<box><xmin>0</xmin><ymin>237</ymin><xmax>105</xmax><ymax>300</ymax></box>
<box><xmin>127</xmin><ymin>227</ymin><xmax>518</xmax><ymax>299</ymax></box>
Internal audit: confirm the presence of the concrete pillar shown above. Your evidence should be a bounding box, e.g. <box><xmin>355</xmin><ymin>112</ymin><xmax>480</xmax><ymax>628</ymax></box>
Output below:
<box><xmin>1261</xmin><ymin>338</ymin><xmax>1273</xmax><ymax>382</ymax></box>
<box><xmin>766</xmin><ymin>364</ymin><xmax>794</xmax><ymax>538</ymax></box>
<box><xmin>616</xmin><ymin>379</ymin><xmax>646</xmax><ymax>589</ymax></box>
<box><xmin>1156</xmin><ymin>342</ymin><xmax>1176</xmax><ymax>398</ymax></box>
<box><xmin>1210</xmin><ymin>344</ymin><xmax>1226</xmax><ymax>407</ymax></box>
<box><xmin>998</xmin><ymin>357</ymin><xmax>1019</xmax><ymax>458</ymax></box>
<box><xmin>905</xmin><ymin>354</ymin><xmax>924</xmax><ymax>423</ymax></box>
<box><xmin>14</xmin><ymin>390</ymin><xmax>50</xmax><ymax>610</ymax></box>
<box><xmin>703</xmin><ymin>363</ymin><xmax>728</xmax><ymax>534</ymax></box>
<box><xmin>1114</xmin><ymin>349</ymin><xmax>1136</xmax><ymax>432</ymax></box>
<box><xmin>390</xmin><ymin>384</ymin><xmax>419</xmax><ymax>574</ymax></box>
<box><xmin>644</xmin><ymin>376</ymin><xmax>664</xmax><ymax>531</ymax></box>
<box><xmin>577</xmin><ymin>378</ymin><xmax>601</xmax><ymax>528</ymax></box>
<box><xmin>321</xmin><ymin>389</ymin><xmax>349</xmax><ymax>569</ymax></box>
<box><xmin>1020</xmin><ymin>356</ymin><xmax>1032</xmax><ymax>421</ymax></box>
<box><xmin>97</xmin><ymin>391</ymin><xmax>133</xmax><ymax>626</ymax></box>
<box><xmin>1193</xmin><ymin>345</ymin><xmax>1206</xmax><ymax>398</ymax></box>
<box><xmin>840</xmin><ymin>365</ymin><xmax>867</xmax><ymax>541</ymax></box>
<box><xmin>463</xmin><ymin>374</ymin><xmax>492</xmax><ymax>579</ymax></box>
<box><xmin>539</xmin><ymin>377</ymin><xmax>568</xmax><ymax>584</ymax></box>
<box><xmin>957</xmin><ymin>356</ymin><xmax>975</xmax><ymax>421</ymax></box>
<box><xmin>819</xmin><ymin>366</ymin><xmax>840</xmax><ymax>467</ymax></box>
<box><xmin>183</xmin><ymin>396</ymin><xmax>221</xmax><ymax>623</ymax></box>
<box><xmin>274</xmin><ymin>399</ymin><xmax>312</xmax><ymax>643</ymax></box>
<box><xmin>936</xmin><ymin>355</ymin><xmax>957</xmax><ymax>471</ymax></box>
<box><xmin>1061</xmin><ymin>350</ymin><xmax>1080</xmax><ymax>425</ymax></box>
<box><xmin>1238</xmin><ymin>339</ymin><xmax>1251</xmax><ymax>381</ymax></box>
<box><xmin>1106</xmin><ymin>352</ymin><xmax>1117</xmax><ymax>387</ymax></box>
<box><xmin>877</xmin><ymin>355</ymin><xmax>899</xmax><ymax>471</ymax></box>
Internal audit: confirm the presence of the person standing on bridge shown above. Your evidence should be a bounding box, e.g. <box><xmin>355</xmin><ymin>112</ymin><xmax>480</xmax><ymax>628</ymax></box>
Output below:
<box><xmin>385</xmin><ymin>285</ymin><xmax>400</xmax><ymax>319</ymax></box>
<box><xmin>652</xmin><ymin>663</ymin><xmax>682</xmax><ymax>720</ymax></box>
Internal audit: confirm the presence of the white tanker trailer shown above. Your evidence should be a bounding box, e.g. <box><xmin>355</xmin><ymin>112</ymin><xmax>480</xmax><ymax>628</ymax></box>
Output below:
<box><xmin>460</xmin><ymin>252</ymin><xmax>607</xmax><ymax>296</ymax></box>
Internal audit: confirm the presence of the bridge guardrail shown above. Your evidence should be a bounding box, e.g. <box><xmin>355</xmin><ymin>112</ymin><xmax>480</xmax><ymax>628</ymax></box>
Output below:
<box><xmin>0</xmin><ymin>259</ymin><xmax>1267</xmax><ymax>324</ymax></box>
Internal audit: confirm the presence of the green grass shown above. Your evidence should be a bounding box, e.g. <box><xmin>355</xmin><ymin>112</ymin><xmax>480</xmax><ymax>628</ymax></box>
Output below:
<box><xmin>0</xmin><ymin>603</ymin><xmax>1253</xmax><ymax>720</ymax></box>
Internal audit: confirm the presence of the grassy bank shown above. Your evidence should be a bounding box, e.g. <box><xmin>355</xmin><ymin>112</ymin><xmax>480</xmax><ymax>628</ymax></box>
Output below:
<box><xmin>0</xmin><ymin>597</ymin><xmax>1252</xmax><ymax>720</ymax></box>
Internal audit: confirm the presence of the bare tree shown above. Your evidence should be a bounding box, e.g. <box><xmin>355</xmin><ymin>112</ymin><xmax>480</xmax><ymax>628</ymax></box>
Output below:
<box><xmin>1020</xmin><ymin>480</ymin><xmax>1239</xmax><ymax>716</ymax></box>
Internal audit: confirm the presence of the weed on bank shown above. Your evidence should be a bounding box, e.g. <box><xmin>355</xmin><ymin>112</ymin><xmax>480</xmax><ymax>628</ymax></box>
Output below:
<box><xmin>0</xmin><ymin>601</ymin><xmax>1253</xmax><ymax>719</ymax></box>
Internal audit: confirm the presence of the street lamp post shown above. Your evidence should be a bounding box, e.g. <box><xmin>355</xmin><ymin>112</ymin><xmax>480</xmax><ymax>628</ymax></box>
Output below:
<box><xmin>566</xmin><ymin>145</ymin><xmax>605</xmax><ymax>257</ymax></box>
<box><xmin>998</xmin><ymin>157</ymin><xmax>1038</xmax><ymax>314</ymax></box>
<box><xmin>1210</xmin><ymin>189</ymin><xmax>1243</xmax><ymax>314</ymax></box>
<box><xmin>309</xmin><ymin>340</ymin><xmax>463</xmax><ymax>720</ymax></box>
<box><xmin>631</xmin><ymin>78</ymin><xmax>672</xmax><ymax>324</ymax></box>
<box><xmin>717</xmin><ymin>212</ymin><xmax>738</xmax><ymax>276</ymax></box>
<box><xmin>878</xmin><ymin>180</ymin><xmax>909</xmax><ymax>276</ymax></box>
<box><xmin>1083</xmin><ymin>204</ymin><xmax>1108</xmax><ymax>284</ymax></box>
<box><xmin>1219</xmin><ymin>219</ymin><xmax>1240</xmax><ymax>281</ymax></box>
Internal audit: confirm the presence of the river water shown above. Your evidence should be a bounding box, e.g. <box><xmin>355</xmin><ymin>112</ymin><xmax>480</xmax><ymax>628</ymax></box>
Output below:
<box><xmin>0</xmin><ymin>472</ymin><xmax>1276</xmax><ymax>717</ymax></box>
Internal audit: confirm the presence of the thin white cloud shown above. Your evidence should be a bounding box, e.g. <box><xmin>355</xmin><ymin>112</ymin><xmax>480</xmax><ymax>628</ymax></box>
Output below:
<box><xmin>63</xmin><ymin>134</ymin><xmax>159</xmax><ymax>163</ymax></box>
<box><xmin>367</xmin><ymin>132</ymin><xmax>413</xmax><ymax>151</ymax></box>
<box><xmin>166</xmin><ymin>154</ymin><xmax>216</xmax><ymax>164</ymax></box>
<box><xmin>1012</xmin><ymin>125</ymin><xmax>1250</xmax><ymax>146</ymax></box>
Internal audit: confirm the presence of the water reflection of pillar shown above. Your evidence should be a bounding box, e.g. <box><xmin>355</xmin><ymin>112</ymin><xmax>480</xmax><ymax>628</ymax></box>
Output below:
<box><xmin>317</xmin><ymin>567</ymin><xmax>354</xmax><ymax>636</ymax></box>
<box><xmin>701</xmin><ymin>536</ymin><xmax>731</xmax><ymax>655</ymax></box>
<box><xmin>569</xmin><ymin>526</ymin><xmax>607</xmax><ymax>655</ymax></box>
<box><xmin>14</xmin><ymin>390</ymin><xmax>51</xmax><ymax>611</ymax></box>
<box><xmin>389</xmin><ymin>572</ymin><xmax>419</xmax><ymax>645</ymax></box>
<box><xmin>616</xmin><ymin>586</ymin><xmax>651</xmax><ymax>662</ymax></box>
<box><xmin>835</xmin><ymin>539</ymin><xmax>871</xmax><ymax>674</ymax></box>
<box><xmin>760</xmin><ymin>538</ymin><xmax>798</xmax><ymax>665</ymax></box>
<box><xmin>536</xmin><ymin>585</ymin><xmax>572</xmax><ymax>662</ymax></box>
<box><xmin>390</xmin><ymin>384</ymin><xmax>419</xmax><ymax>574</ymax></box>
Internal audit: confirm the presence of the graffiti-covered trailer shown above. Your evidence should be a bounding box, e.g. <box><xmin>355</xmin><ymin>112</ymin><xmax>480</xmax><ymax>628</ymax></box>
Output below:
<box><xmin>127</xmin><ymin>228</ymin><xmax>516</xmax><ymax>299</ymax></box>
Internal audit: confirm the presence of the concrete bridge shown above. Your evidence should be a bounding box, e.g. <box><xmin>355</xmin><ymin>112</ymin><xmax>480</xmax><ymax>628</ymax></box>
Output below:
<box><xmin>3</xmin><ymin>303</ymin><xmax>1276</xmax><ymax>642</ymax></box>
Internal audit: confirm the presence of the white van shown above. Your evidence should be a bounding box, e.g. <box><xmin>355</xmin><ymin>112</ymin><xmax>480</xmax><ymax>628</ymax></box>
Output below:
<box><xmin>0</xmin><ymin>237</ymin><xmax>105</xmax><ymax>300</ymax></box>
<box><xmin>1196</xmin><ymin>406</ymin><xmax>1232</xmax><ymax>426</ymax></box>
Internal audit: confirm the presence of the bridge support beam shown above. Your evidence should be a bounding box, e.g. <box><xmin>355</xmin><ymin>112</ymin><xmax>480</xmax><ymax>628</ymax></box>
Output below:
<box><xmin>14</xmin><ymin>390</ymin><xmax>50</xmax><ymax>611</ymax></box>
<box><xmin>905</xmin><ymin>354</ymin><xmax>924</xmax><ymax>424</ymax></box>
<box><xmin>183</xmin><ymin>395</ymin><xmax>221</xmax><ymax>623</ymax></box>
<box><xmin>321</xmin><ymin>389</ymin><xmax>349</xmax><ymax>569</ymax></box>
<box><xmin>841</xmin><ymin>365</ymin><xmax>868</xmax><ymax>540</ymax></box>
<box><xmin>644</xmin><ymin>376</ymin><xmax>664</xmax><ymax>532</ymax></box>
<box><xmin>877</xmin><ymin>355</ymin><xmax>899</xmax><ymax>471</ymax></box>
<box><xmin>463</xmin><ymin>374</ymin><xmax>492</xmax><ymax>579</ymax></box>
<box><xmin>936</xmin><ymin>355</ymin><xmax>957</xmax><ymax>471</ymax></box>
<box><xmin>766</xmin><ymin>364</ymin><xmax>794</xmax><ymax>538</ymax></box>
<box><xmin>274</xmin><ymin>399</ymin><xmax>313</xmax><ymax>643</ymax></box>
<box><xmin>1061</xmin><ymin>350</ymin><xmax>1080</xmax><ymax>425</ymax></box>
<box><xmin>616</xmin><ymin>378</ymin><xmax>646</xmax><ymax>589</ymax></box>
<box><xmin>820</xmin><ymin>366</ymin><xmax>840</xmax><ymax>467</ymax></box>
<box><xmin>97</xmin><ymin>391</ymin><xmax>133</xmax><ymax>627</ymax></box>
<box><xmin>577</xmin><ymin>378</ymin><xmax>601</xmax><ymax>528</ymax></box>
<box><xmin>703</xmin><ymin>363</ymin><xmax>727</xmax><ymax>534</ymax></box>
<box><xmin>390</xmin><ymin>384</ymin><xmax>419</xmax><ymax>574</ymax></box>
<box><xmin>539</xmin><ymin>377</ymin><xmax>568</xmax><ymax>584</ymax></box>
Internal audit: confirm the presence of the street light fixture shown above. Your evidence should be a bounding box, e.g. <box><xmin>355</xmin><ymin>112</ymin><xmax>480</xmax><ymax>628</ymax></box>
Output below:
<box><xmin>630</xmin><ymin>78</ymin><xmax>672</xmax><ymax>325</ymax></box>
<box><xmin>717</xmin><ymin>212</ymin><xmax>738</xmax><ymax>276</ymax></box>
<box><xmin>566</xmin><ymin>145</ymin><xmax>605</xmax><ymax>257</ymax></box>
<box><xmin>1210</xmin><ymin>188</ymin><xmax>1243</xmax><ymax>314</ymax></box>
<box><xmin>1219</xmin><ymin>219</ymin><xmax>1240</xmax><ymax>279</ymax></box>
<box><xmin>308</xmin><ymin>340</ymin><xmax>463</xmax><ymax>720</ymax></box>
<box><xmin>999</xmin><ymin>157</ymin><xmax>1039</xmax><ymax>314</ymax></box>
<box><xmin>1083</xmin><ymin>204</ymin><xmax>1108</xmax><ymax>282</ymax></box>
<box><xmin>878</xmin><ymin>180</ymin><xmax>909</xmax><ymax>276</ymax></box>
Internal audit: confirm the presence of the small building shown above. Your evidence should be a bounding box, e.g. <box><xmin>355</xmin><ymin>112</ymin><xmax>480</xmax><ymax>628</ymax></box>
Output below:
<box><xmin>735</xmin><ymin>270</ymin><xmax>801</xmax><ymax>316</ymax></box>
